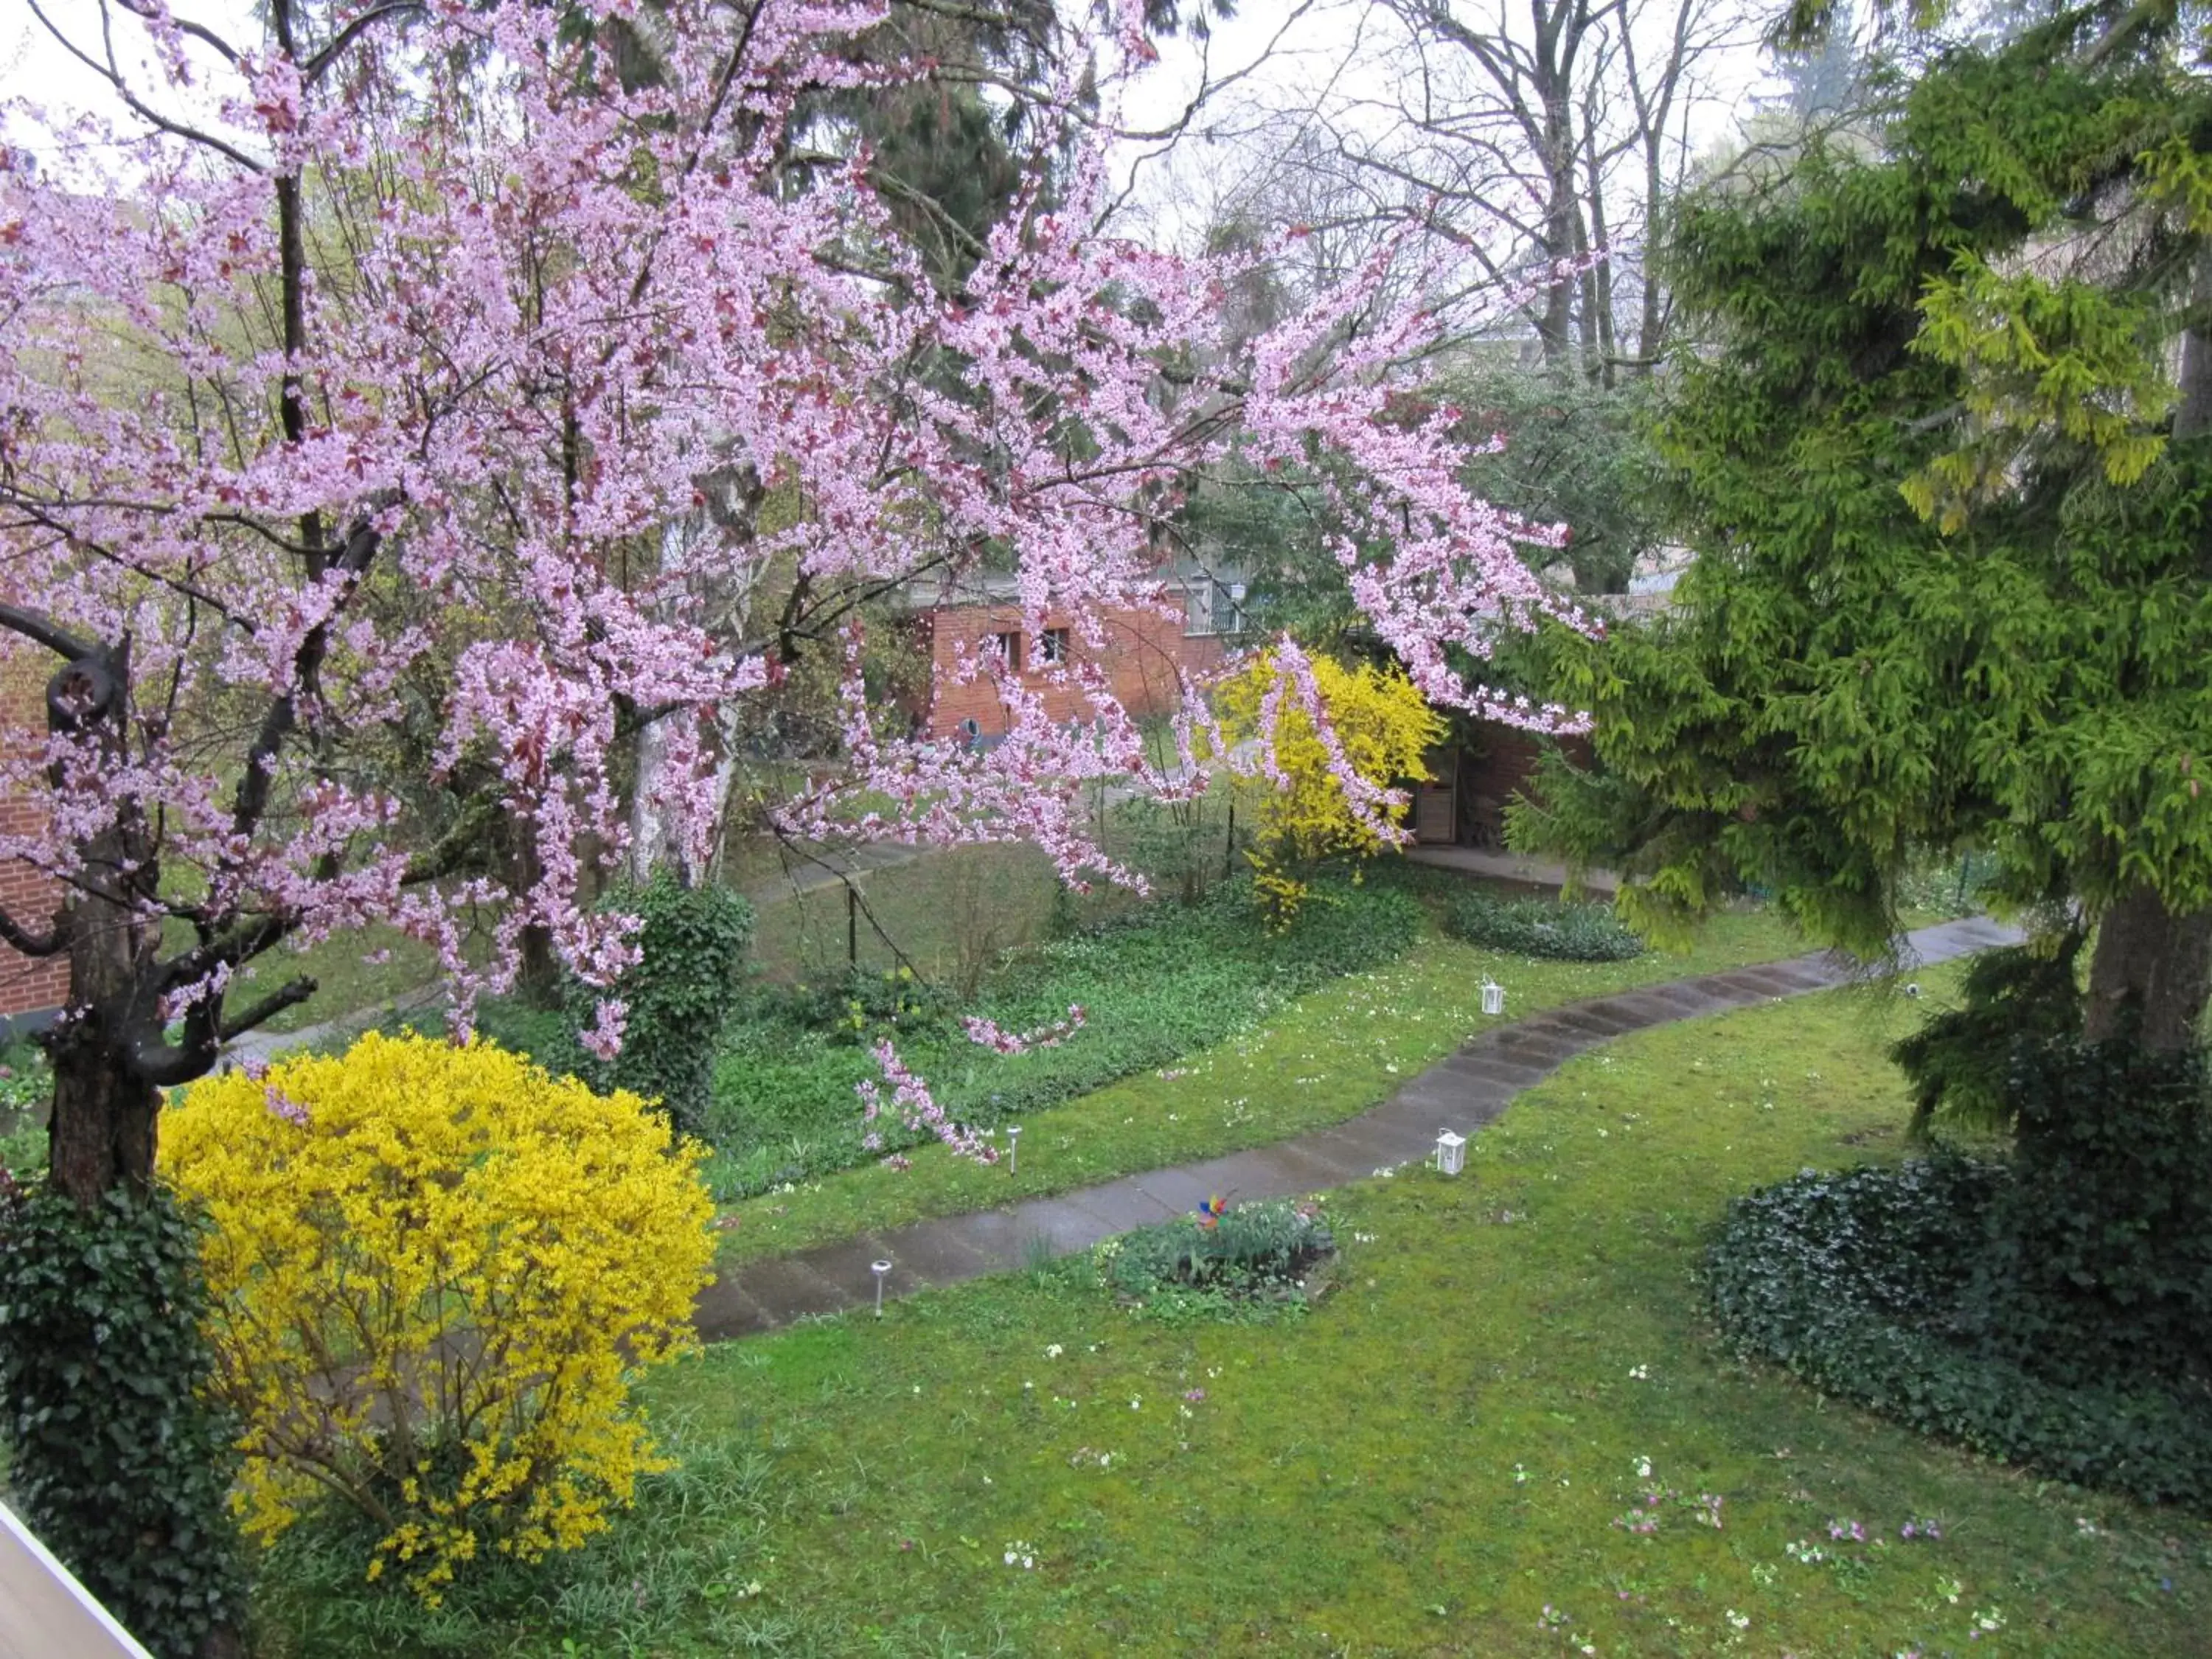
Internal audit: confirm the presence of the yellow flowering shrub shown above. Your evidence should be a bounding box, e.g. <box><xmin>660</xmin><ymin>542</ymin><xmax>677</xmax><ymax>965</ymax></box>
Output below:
<box><xmin>1217</xmin><ymin>648</ymin><xmax>1444</xmax><ymax>920</ymax></box>
<box><xmin>161</xmin><ymin>1031</ymin><xmax>714</xmax><ymax>1598</ymax></box>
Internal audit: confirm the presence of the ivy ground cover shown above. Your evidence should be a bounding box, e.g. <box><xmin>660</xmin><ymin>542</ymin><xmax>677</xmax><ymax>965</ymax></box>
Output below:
<box><xmin>260</xmin><ymin>959</ymin><xmax>2212</xmax><ymax>1655</ymax></box>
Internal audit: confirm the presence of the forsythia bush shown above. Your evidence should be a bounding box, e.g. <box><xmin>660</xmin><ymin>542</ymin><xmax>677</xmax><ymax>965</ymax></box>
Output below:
<box><xmin>1217</xmin><ymin>649</ymin><xmax>1444</xmax><ymax>919</ymax></box>
<box><xmin>161</xmin><ymin>1032</ymin><xmax>715</xmax><ymax>1598</ymax></box>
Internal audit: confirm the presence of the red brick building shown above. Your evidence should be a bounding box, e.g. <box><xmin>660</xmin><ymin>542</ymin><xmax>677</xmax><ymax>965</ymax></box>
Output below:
<box><xmin>0</xmin><ymin>650</ymin><xmax>67</xmax><ymax>1029</ymax></box>
<box><xmin>902</xmin><ymin>573</ymin><xmax>1243</xmax><ymax>742</ymax></box>
<box><xmin>1412</xmin><ymin>726</ymin><xmax>1596</xmax><ymax>848</ymax></box>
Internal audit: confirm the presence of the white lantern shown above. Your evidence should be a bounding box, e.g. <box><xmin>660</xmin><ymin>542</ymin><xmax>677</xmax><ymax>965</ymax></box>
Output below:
<box><xmin>1481</xmin><ymin>978</ymin><xmax>1505</xmax><ymax>1017</ymax></box>
<box><xmin>1435</xmin><ymin>1130</ymin><xmax>1467</xmax><ymax>1176</ymax></box>
<box><xmin>1007</xmin><ymin>1123</ymin><xmax>1023</xmax><ymax>1174</ymax></box>
<box><xmin>871</xmin><ymin>1259</ymin><xmax>893</xmax><ymax>1318</ymax></box>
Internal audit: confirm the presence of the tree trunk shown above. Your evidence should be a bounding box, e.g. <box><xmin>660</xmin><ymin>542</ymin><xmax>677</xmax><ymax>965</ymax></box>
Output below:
<box><xmin>630</xmin><ymin>466</ymin><xmax>763</xmax><ymax>886</ymax></box>
<box><xmin>45</xmin><ymin>1023</ymin><xmax>164</xmax><ymax>1205</ymax></box>
<box><xmin>507</xmin><ymin>820</ymin><xmax>563</xmax><ymax>1004</ymax></box>
<box><xmin>2084</xmin><ymin>886</ymin><xmax>2212</xmax><ymax>1050</ymax></box>
<box><xmin>38</xmin><ymin>643</ymin><xmax>170</xmax><ymax>1203</ymax></box>
<box><xmin>2079</xmin><ymin>244</ymin><xmax>2212</xmax><ymax>1050</ymax></box>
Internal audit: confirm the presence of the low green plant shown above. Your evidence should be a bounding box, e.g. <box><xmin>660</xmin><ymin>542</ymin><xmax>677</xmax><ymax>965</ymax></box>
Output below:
<box><xmin>1707</xmin><ymin>1142</ymin><xmax>2212</xmax><ymax>1511</ymax></box>
<box><xmin>0</xmin><ymin>1046</ymin><xmax>52</xmax><ymax>1181</ymax></box>
<box><xmin>1891</xmin><ymin>933</ymin><xmax>2086</xmax><ymax>1134</ymax></box>
<box><xmin>1440</xmin><ymin>889</ymin><xmax>1645</xmax><ymax>961</ymax></box>
<box><xmin>706</xmin><ymin>874</ymin><xmax>1422</xmax><ymax>1194</ymax></box>
<box><xmin>250</xmin><ymin>1421</ymin><xmax>780</xmax><ymax>1658</ymax></box>
<box><xmin>0</xmin><ymin>1183</ymin><xmax>246</xmax><ymax>1659</ymax></box>
<box><xmin>1988</xmin><ymin>1037</ymin><xmax>2212</xmax><ymax>1386</ymax></box>
<box><xmin>1103</xmin><ymin>1197</ymin><xmax>1334</xmax><ymax>1315</ymax></box>
<box><xmin>566</xmin><ymin>875</ymin><xmax>755</xmax><ymax>1135</ymax></box>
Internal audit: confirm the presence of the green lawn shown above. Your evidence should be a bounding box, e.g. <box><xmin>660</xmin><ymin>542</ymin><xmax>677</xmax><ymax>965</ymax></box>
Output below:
<box><xmin>257</xmin><ymin>962</ymin><xmax>2212</xmax><ymax>1656</ymax></box>
<box><xmin>745</xmin><ymin>843</ymin><xmax>1144</xmax><ymax>986</ymax></box>
<box><xmin>221</xmin><ymin>923</ymin><xmax>446</xmax><ymax>1034</ymax></box>
<box><xmin>715</xmin><ymin>903</ymin><xmax>1806</xmax><ymax>1265</ymax></box>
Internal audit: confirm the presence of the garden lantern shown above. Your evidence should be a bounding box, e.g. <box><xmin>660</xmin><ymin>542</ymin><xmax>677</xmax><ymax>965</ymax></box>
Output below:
<box><xmin>1435</xmin><ymin>1130</ymin><xmax>1467</xmax><ymax>1176</ymax></box>
<box><xmin>1481</xmin><ymin>978</ymin><xmax>1505</xmax><ymax>1017</ymax></box>
<box><xmin>872</xmin><ymin>1259</ymin><xmax>892</xmax><ymax>1318</ymax></box>
<box><xmin>1007</xmin><ymin>1123</ymin><xmax>1022</xmax><ymax>1174</ymax></box>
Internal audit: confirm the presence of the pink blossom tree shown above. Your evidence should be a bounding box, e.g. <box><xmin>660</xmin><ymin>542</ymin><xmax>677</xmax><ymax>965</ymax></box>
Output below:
<box><xmin>0</xmin><ymin>0</ymin><xmax>1584</xmax><ymax>1211</ymax></box>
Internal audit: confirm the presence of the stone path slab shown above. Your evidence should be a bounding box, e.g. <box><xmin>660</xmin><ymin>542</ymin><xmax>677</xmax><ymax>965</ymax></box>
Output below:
<box><xmin>690</xmin><ymin>915</ymin><xmax>2020</xmax><ymax>1342</ymax></box>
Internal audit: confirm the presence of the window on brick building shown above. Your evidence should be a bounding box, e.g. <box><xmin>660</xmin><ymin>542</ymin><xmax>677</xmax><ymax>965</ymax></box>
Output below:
<box><xmin>1040</xmin><ymin>627</ymin><xmax>1069</xmax><ymax>664</ymax></box>
<box><xmin>1184</xmin><ymin>579</ymin><xmax>1245</xmax><ymax>636</ymax></box>
<box><xmin>989</xmin><ymin>629</ymin><xmax>1021</xmax><ymax>666</ymax></box>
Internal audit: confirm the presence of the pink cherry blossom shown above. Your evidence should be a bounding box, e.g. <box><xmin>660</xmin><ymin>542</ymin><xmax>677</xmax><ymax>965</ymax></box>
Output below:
<box><xmin>0</xmin><ymin>0</ymin><xmax>1590</xmax><ymax>1148</ymax></box>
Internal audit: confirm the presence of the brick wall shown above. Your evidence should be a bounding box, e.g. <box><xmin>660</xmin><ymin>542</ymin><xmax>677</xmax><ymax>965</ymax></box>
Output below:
<box><xmin>1454</xmin><ymin>725</ymin><xmax>1596</xmax><ymax>845</ymax></box>
<box><xmin>0</xmin><ymin>651</ymin><xmax>67</xmax><ymax>1023</ymax></box>
<box><xmin>920</xmin><ymin>601</ymin><xmax>1228</xmax><ymax>740</ymax></box>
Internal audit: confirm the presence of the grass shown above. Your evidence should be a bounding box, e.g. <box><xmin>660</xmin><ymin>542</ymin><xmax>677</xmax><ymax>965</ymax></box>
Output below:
<box><xmin>220</xmin><ymin>923</ymin><xmax>446</xmax><ymax>1034</ymax></box>
<box><xmin>745</xmin><ymin>843</ymin><xmax>1141</xmax><ymax>985</ymax></box>
<box><xmin>256</xmin><ymin>962</ymin><xmax>2212</xmax><ymax>1656</ymax></box>
<box><xmin>706</xmin><ymin>872</ymin><xmax>1424</xmax><ymax>1202</ymax></box>
<box><xmin>713</xmin><ymin>902</ymin><xmax>1804</xmax><ymax>1265</ymax></box>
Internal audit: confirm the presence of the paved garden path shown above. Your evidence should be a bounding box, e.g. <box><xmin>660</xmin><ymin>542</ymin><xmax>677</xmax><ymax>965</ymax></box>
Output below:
<box><xmin>691</xmin><ymin>914</ymin><xmax>2020</xmax><ymax>1341</ymax></box>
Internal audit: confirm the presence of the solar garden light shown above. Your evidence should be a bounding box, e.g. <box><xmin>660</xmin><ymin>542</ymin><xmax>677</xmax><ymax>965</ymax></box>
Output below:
<box><xmin>1007</xmin><ymin>1123</ymin><xmax>1022</xmax><ymax>1174</ymax></box>
<box><xmin>1481</xmin><ymin>978</ymin><xmax>1505</xmax><ymax>1017</ymax></box>
<box><xmin>1435</xmin><ymin>1130</ymin><xmax>1467</xmax><ymax>1176</ymax></box>
<box><xmin>872</xmin><ymin>1259</ymin><xmax>892</xmax><ymax>1318</ymax></box>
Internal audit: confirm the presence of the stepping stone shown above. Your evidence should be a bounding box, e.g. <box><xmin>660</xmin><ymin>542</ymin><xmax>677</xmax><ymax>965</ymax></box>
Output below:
<box><xmin>795</xmin><ymin>1235</ymin><xmax>914</xmax><ymax>1301</ymax></box>
<box><xmin>1363</xmin><ymin>1088</ymin><xmax>1512</xmax><ymax>1141</ymax></box>
<box><xmin>1382</xmin><ymin>1074</ymin><xmax>1509</xmax><ymax>1121</ymax></box>
<box><xmin>876</xmin><ymin>1225</ymin><xmax>1001</xmax><ymax>1287</ymax></box>
<box><xmin>1761</xmin><ymin>957</ymin><xmax>1846</xmax><ymax>990</ymax></box>
<box><xmin>728</xmin><ymin>1255</ymin><xmax>861</xmax><ymax>1325</ymax></box>
<box><xmin>1127</xmin><ymin>1166</ymin><xmax>1214</xmax><ymax>1215</ymax></box>
<box><xmin>1629</xmin><ymin>981</ymin><xmax>1734</xmax><ymax>1018</ymax></box>
<box><xmin>1541</xmin><ymin>1005</ymin><xmax>1643</xmax><ymax>1038</ymax></box>
<box><xmin>1683</xmin><ymin>973</ymin><xmax>1772</xmax><ymax>1005</ymax></box>
<box><xmin>1180</xmin><ymin>1147</ymin><xmax>1332</xmax><ymax>1201</ymax></box>
<box><xmin>1436</xmin><ymin>1054</ymin><xmax>1553</xmax><ymax>1093</ymax></box>
<box><xmin>1305</xmin><ymin>1117</ymin><xmax>1430</xmax><ymax>1171</ymax></box>
<box><xmin>927</xmin><ymin>1207</ymin><xmax>1048</xmax><ymax>1274</ymax></box>
<box><xmin>691</xmin><ymin>1276</ymin><xmax>775</xmax><ymax>1343</ymax></box>
<box><xmin>1565</xmin><ymin>994</ymin><xmax>1662</xmax><ymax>1029</ymax></box>
<box><xmin>1007</xmin><ymin>1197</ymin><xmax>1116</xmax><ymax>1255</ymax></box>
<box><xmin>1057</xmin><ymin>1178</ymin><xmax>1179</xmax><ymax>1232</ymax></box>
<box><xmin>1220</xmin><ymin>1138</ymin><xmax>1364</xmax><ymax>1190</ymax></box>
<box><xmin>1489</xmin><ymin>1029</ymin><xmax>1592</xmax><ymax>1067</ymax></box>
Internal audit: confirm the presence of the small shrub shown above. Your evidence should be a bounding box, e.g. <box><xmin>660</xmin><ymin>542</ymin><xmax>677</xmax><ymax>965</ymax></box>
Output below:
<box><xmin>1891</xmin><ymin>934</ymin><xmax>2085</xmax><ymax>1134</ymax></box>
<box><xmin>164</xmin><ymin>1032</ymin><xmax>716</xmax><ymax>1599</ymax></box>
<box><xmin>1105</xmin><ymin>1197</ymin><xmax>1335</xmax><ymax>1315</ymax></box>
<box><xmin>252</xmin><ymin>1422</ymin><xmax>778</xmax><ymax>1658</ymax></box>
<box><xmin>776</xmin><ymin>964</ymin><xmax>953</xmax><ymax>1045</ymax></box>
<box><xmin>1441</xmin><ymin>889</ymin><xmax>1645</xmax><ymax>961</ymax></box>
<box><xmin>1215</xmin><ymin>649</ymin><xmax>1445</xmax><ymax>921</ymax></box>
<box><xmin>0</xmin><ymin>1183</ymin><xmax>246</xmax><ymax>1658</ymax></box>
<box><xmin>566</xmin><ymin>874</ymin><xmax>754</xmax><ymax>1135</ymax></box>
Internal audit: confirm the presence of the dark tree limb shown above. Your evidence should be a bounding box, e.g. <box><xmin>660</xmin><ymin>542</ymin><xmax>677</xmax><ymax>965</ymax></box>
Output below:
<box><xmin>218</xmin><ymin>976</ymin><xmax>318</xmax><ymax>1042</ymax></box>
<box><xmin>0</xmin><ymin>902</ymin><xmax>61</xmax><ymax>958</ymax></box>
<box><xmin>0</xmin><ymin>602</ymin><xmax>97</xmax><ymax>663</ymax></box>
